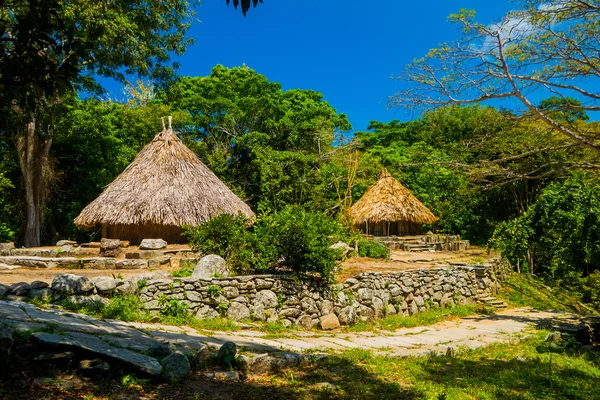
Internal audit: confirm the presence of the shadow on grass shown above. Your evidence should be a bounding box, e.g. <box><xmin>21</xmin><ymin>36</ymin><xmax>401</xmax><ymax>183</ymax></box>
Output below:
<box><xmin>414</xmin><ymin>350</ymin><xmax>600</xmax><ymax>399</ymax></box>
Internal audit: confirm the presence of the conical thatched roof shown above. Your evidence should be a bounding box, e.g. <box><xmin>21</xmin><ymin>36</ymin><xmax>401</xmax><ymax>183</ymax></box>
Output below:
<box><xmin>349</xmin><ymin>172</ymin><xmax>438</xmax><ymax>225</ymax></box>
<box><xmin>74</xmin><ymin>126</ymin><xmax>254</xmax><ymax>230</ymax></box>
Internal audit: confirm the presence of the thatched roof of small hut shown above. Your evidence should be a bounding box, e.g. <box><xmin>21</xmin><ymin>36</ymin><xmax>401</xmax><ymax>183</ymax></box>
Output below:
<box><xmin>74</xmin><ymin>123</ymin><xmax>254</xmax><ymax>230</ymax></box>
<box><xmin>349</xmin><ymin>172</ymin><xmax>438</xmax><ymax>225</ymax></box>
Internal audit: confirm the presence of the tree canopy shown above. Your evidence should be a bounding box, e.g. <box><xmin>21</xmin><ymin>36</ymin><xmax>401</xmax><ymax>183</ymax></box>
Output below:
<box><xmin>391</xmin><ymin>0</ymin><xmax>600</xmax><ymax>175</ymax></box>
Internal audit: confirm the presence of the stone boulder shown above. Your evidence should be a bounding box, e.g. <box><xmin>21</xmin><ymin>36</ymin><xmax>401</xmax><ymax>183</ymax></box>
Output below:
<box><xmin>330</xmin><ymin>241</ymin><xmax>353</xmax><ymax>257</ymax></box>
<box><xmin>296</xmin><ymin>315</ymin><xmax>313</xmax><ymax>330</ymax></box>
<box><xmin>116</xmin><ymin>259</ymin><xmax>148</xmax><ymax>270</ymax></box>
<box><xmin>149</xmin><ymin>342</ymin><xmax>177</xmax><ymax>357</ymax></box>
<box><xmin>0</xmin><ymin>284</ymin><xmax>9</xmax><ymax>297</ymax></box>
<box><xmin>0</xmin><ymin>327</ymin><xmax>13</xmax><ymax>364</ymax></box>
<box><xmin>56</xmin><ymin>240</ymin><xmax>77</xmax><ymax>246</ymax></box>
<box><xmin>9</xmin><ymin>282</ymin><xmax>31</xmax><ymax>296</ymax></box>
<box><xmin>91</xmin><ymin>277</ymin><xmax>122</xmax><ymax>293</ymax></box>
<box><xmin>139</xmin><ymin>239</ymin><xmax>167</xmax><ymax>250</ymax></box>
<box><xmin>161</xmin><ymin>351</ymin><xmax>191</xmax><ymax>380</ymax></box>
<box><xmin>78</xmin><ymin>359</ymin><xmax>110</xmax><ymax>376</ymax></box>
<box><xmin>27</xmin><ymin>288</ymin><xmax>52</xmax><ymax>300</ymax></box>
<box><xmin>216</xmin><ymin>342</ymin><xmax>237</xmax><ymax>367</ymax></box>
<box><xmin>52</xmin><ymin>274</ymin><xmax>94</xmax><ymax>295</ymax></box>
<box><xmin>31</xmin><ymin>281</ymin><xmax>49</xmax><ymax>289</ymax></box>
<box><xmin>67</xmin><ymin>294</ymin><xmax>109</xmax><ymax>308</ymax></box>
<box><xmin>319</xmin><ymin>313</ymin><xmax>341</xmax><ymax>330</ymax></box>
<box><xmin>192</xmin><ymin>255</ymin><xmax>231</xmax><ymax>279</ymax></box>
<box><xmin>337</xmin><ymin>306</ymin><xmax>357</xmax><ymax>326</ymax></box>
<box><xmin>196</xmin><ymin>305</ymin><xmax>219</xmax><ymax>320</ymax></box>
<box><xmin>99</xmin><ymin>238</ymin><xmax>121</xmax><ymax>257</ymax></box>
<box><xmin>0</xmin><ymin>242</ymin><xmax>15</xmax><ymax>252</ymax></box>
<box><xmin>255</xmin><ymin>290</ymin><xmax>279</xmax><ymax>309</ymax></box>
<box><xmin>226</xmin><ymin>302</ymin><xmax>250</xmax><ymax>321</ymax></box>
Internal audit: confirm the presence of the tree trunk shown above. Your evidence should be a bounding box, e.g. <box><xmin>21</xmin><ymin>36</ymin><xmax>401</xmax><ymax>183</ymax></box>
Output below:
<box><xmin>17</xmin><ymin>113</ymin><xmax>52</xmax><ymax>247</ymax></box>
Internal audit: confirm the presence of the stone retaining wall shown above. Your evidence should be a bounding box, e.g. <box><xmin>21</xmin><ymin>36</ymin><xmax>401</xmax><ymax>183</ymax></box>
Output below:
<box><xmin>139</xmin><ymin>262</ymin><xmax>507</xmax><ymax>328</ymax></box>
<box><xmin>0</xmin><ymin>262</ymin><xmax>509</xmax><ymax>329</ymax></box>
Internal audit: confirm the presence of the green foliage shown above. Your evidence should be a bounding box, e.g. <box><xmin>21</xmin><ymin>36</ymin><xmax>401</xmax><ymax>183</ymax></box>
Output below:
<box><xmin>357</xmin><ymin>238</ymin><xmax>389</xmax><ymax>259</ymax></box>
<box><xmin>0</xmin><ymin>172</ymin><xmax>16</xmax><ymax>243</ymax></box>
<box><xmin>186</xmin><ymin>205</ymin><xmax>345</xmax><ymax>280</ymax></box>
<box><xmin>166</xmin><ymin>65</ymin><xmax>351</xmax><ymax>210</ymax></box>
<box><xmin>256</xmin><ymin>206</ymin><xmax>342</xmax><ymax>280</ymax></box>
<box><xmin>158</xmin><ymin>297</ymin><xmax>190</xmax><ymax>320</ymax></box>
<box><xmin>207</xmin><ymin>285</ymin><xmax>224</xmax><ymax>297</ymax></box>
<box><xmin>491</xmin><ymin>176</ymin><xmax>600</xmax><ymax>278</ymax></box>
<box><xmin>172</xmin><ymin>262</ymin><xmax>195</xmax><ymax>277</ymax></box>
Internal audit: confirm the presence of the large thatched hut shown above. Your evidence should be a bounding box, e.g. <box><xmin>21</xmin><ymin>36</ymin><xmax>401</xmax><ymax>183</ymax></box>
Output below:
<box><xmin>74</xmin><ymin>121</ymin><xmax>254</xmax><ymax>244</ymax></box>
<box><xmin>349</xmin><ymin>172</ymin><xmax>438</xmax><ymax>236</ymax></box>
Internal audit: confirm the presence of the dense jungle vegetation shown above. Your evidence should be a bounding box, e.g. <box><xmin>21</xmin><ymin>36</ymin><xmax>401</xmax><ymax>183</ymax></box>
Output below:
<box><xmin>2</xmin><ymin>0</ymin><xmax>600</xmax><ymax>309</ymax></box>
<box><xmin>0</xmin><ymin>65</ymin><xmax>599</xmax><ymax>306</ymax></box>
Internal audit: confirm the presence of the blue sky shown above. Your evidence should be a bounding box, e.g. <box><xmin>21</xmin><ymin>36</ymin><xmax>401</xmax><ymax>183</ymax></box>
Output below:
<box><xmin>109</xmin><ymin>1</ymin><xmax>517</xmax><ymax>132</ymax></box>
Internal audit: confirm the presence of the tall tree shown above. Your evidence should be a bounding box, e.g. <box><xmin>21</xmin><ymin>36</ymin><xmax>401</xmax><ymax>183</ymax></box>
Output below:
<box><xmin>166</xmin><ymin>66</ymin><xmax>351</xmax><ymax>206</ymax></box>
<box><xmin>0</xmin><ymin>0</ymin><xmax>197</xmax><ymax>246</ymax></box>
<box><xmin>391</xmin><ymin>0</ymin><xmax>600</xmax><ymax>172</ymax></box>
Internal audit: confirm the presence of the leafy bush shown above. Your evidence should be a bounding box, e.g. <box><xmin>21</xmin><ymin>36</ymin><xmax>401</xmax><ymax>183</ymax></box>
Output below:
<box><xmin>256</xmin><ymin>206</ymin><xmax>343</xmax><ymax>280</ymax></box>
<box><xmin>0</xmin><ymin>223</ymin><xmax>15</xmax><ymax>243</ymax></box>
<box><xmin>185</xmin><ymin>205</ymin><xmax>345</xmax><ymax>280</ymax></box>
<box><xmin>490</xmin><ymin>176</ymin><xmax>600</xmax><ymax>278</ymax></box>
<box><xmin>357</xmin><ymin>238</ymin><xmax>390</xmax><ymax>259</ymax></box>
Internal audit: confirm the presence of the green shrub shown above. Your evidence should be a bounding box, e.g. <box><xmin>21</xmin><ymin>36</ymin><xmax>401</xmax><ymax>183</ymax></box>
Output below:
<box><xmin>185</xmin><ymin>205</ymin><xmax>345</xmax><ymax>281</ymax></box>
<box><xmin>357</xmin><ymin>238</ymin><xmax>390</xmax><ymax>259</ymax></box>
<box><xmin>158</xmin><ymin>297</ymin><xmax>190</xmax><ymax>319</ymax></box>
<box><xmin>256</xmin><ymin>205</ymin><xmax>343</xmax><ymax>280</ymax></box>
<box><xmin>0</xmin><ymin>223</ymin><xmax>15</xmax><ymax>243</ymax></box>
<box><xmin>207</xmin><ymin>285</ymin><xmax>223</xmax><ymax>297</ymax></box>
<box><xmin>185</xmin><ymin>213</ymin><xmax>253</xmax><ymax>260</ymax></box>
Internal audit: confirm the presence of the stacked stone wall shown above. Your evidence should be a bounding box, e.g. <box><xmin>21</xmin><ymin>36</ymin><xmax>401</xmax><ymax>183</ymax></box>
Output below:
<box><xmin>139</xmin><ymin>263</ymin><xmax>506</xmax><ymax>327</ymax></box>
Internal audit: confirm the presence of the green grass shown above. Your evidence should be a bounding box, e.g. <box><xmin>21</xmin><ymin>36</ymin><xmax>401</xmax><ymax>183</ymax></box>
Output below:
<box><xmin>189</xmin><ymin>317</ymin><xmax>240</xmax><ymax>332</ymax></box>
<box><xmin>61</xmin><ymin>295</ymin><xmax>153</xmax><ymax>322</ymax></box>
<box><xmin>498</xmin><ymin>274</ymin><xmax>597</xmax><ymax>314</ymax></box>
<box><xmin>257</xmin><ymin>330</ymin><xmax>600</xmax><ymax>399</ymax></box>
<box><xmin>344</xmin><ymin>304</ymin><xmax>481</xmax><ymax>332</ymax></box>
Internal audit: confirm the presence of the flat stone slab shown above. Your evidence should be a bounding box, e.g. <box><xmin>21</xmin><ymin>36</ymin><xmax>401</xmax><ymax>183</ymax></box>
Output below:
<box><xmin>32</xmin><ymin>331</ymin><xmax>162</xmax><ymax>376</ymax></box>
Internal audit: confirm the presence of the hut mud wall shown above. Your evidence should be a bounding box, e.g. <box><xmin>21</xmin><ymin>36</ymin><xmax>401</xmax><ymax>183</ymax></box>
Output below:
<box><xmin>102</xmin><ymin>224</ymin><xmax>184</xmax><ymax>245</ymax></box>
<box><xmin>138</xmin><ymin>263</ymin><xmax>507</xmax><ymax>327</ymax></box>
<box><xmin>358</xmin><ymin>220</ymin><xmax>422</xmax><ymax>236</ymax></box>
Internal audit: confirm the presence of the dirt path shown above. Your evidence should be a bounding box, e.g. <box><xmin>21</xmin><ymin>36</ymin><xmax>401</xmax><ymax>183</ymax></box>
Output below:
<box><xmin>338</xmin><ymin>247</ymin><xmax>496</xmax><ymax>281</ymax></box>
<box><xmin>0</xmin><ymin>266</ymin><xmax>178</xmax><ymax>286</ymax></box>
<box><xmin>0</xmin><ymin>300</ymin><xmax>583</xmax><ymax>359</ymax></box>
<box><xmin>0</xmin><ymin>247</ymin><xmax>496</xmax><ymax>286</ymax></box>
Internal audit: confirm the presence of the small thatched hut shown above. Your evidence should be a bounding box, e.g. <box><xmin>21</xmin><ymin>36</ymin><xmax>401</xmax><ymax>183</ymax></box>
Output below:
<box><xmin>74</xmin><ymin>120</ymin><xmax>254</xmax><ymax>243</ymax></box>
<box><xmin>349</xmin><ymin>172</ymin><xmax>438</xmax><ymax>236</ymax></box>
